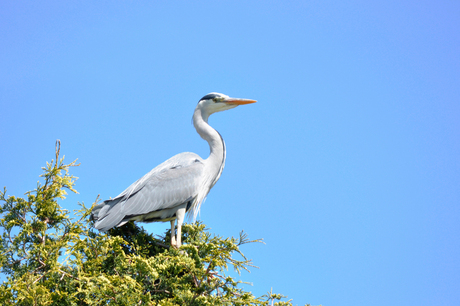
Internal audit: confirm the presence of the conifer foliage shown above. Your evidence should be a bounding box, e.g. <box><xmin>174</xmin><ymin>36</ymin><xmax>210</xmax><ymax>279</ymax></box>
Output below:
<box><xmin>0</xmin><ymin>142</ymin><xmax>308</xmax><ymax>305</ymax></box>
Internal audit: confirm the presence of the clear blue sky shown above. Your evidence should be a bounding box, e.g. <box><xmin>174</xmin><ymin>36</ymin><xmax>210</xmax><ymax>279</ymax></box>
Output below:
<box><xmin>1</xmin><ymin>1</ymin><xmax>459</xmax><ymax>305</ymax></box>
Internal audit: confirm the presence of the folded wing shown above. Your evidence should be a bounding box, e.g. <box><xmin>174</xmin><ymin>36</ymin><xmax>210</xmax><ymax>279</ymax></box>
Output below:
<box><xmin>91</xmin><ymin>152</ymin><xmax>204</xmax><ymax>231</ymax></box>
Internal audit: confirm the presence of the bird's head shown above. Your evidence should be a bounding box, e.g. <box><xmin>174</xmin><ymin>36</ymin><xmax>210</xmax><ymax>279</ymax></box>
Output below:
<box><xmin>196</xmin><ymin>92</ymin><xmax>256</xmax><ymax>116</ymax></box>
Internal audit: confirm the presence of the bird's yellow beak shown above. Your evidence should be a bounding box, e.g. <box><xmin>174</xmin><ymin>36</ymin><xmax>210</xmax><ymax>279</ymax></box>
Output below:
<box><xmin>224</xmin><ymin>98</ymin><xmax>257</xmax><ymax>105</ymax></box>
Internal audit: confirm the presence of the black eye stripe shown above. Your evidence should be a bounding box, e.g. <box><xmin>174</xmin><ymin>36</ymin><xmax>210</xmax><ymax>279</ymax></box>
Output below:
<box><xmin>200</xmin><ymin>93</ymin><xmax>221</xmax><ymax>101</ymax></box>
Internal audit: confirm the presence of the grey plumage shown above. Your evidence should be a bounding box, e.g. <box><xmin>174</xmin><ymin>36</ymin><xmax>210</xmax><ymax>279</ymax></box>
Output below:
<box><xmin>91</xmin><ymin>153</ymin><xmax>204</xmax><ymax>231</ymax></box>
<box><xmin>91</xmin><ymin>92</ymin><xmax>256</xmax><ymax>247</ymax></box>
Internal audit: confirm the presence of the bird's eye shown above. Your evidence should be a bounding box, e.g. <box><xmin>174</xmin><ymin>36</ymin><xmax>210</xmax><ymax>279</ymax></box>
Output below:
<box><xmin>212</xmin><ymin>98</ymin><xmax>218</xmax><ymax>102</ymax></box>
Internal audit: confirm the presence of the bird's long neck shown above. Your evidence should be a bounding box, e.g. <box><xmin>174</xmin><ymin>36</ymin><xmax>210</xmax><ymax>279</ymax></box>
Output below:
<box><xmin>193</xmin><ymin>108</ymin><xmax>226</xmax><ymax>186</ymax></box>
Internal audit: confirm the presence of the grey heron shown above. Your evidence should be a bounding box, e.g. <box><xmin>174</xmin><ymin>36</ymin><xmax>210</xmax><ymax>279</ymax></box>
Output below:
<box><xmin>91</xmin><ymin>93</ymin><xmax>256</xmax><ymax>247</ymax></box>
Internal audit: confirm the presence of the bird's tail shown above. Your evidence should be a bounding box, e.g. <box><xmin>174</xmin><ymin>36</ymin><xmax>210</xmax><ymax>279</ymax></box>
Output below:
<box><xmin>90</xmin><ymin>203</ymin><xmax>106</xmax><ymax>221</ymax></box>
<box><xmin>90</xmin><ymin>198</ymin><xmax>125</xmax><ymax>231</ymax></box>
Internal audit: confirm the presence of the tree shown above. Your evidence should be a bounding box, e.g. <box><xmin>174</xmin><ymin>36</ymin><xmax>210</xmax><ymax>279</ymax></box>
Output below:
<box><xmin>0</xmin><ymin>142</ymin><xmax>310</xmax><ymax>305</ymax></box>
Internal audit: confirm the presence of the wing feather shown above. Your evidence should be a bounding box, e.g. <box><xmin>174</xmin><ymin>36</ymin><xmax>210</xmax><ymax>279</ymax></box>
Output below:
<box><xmin>121</xmin><ymin>162</ymin><xmax>203</xmax><ymax>215</ymax></box>
<box><xmin>93</xmin><ymin>152</ymin><xmax>204</xmax><ymax>231</ymax></box>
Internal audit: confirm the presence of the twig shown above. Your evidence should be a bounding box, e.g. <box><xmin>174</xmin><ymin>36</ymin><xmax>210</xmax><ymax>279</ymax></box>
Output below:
<box><xmin>55</xmin><ymin>140</ymin><xmax>61</xmax><ymax>167</ymax></box>
<box><xmin>152</xmin><ymin>289</ymin><xmax>170</xmax><ymax>294</ymax></box>
<box><xmin>32</xmin><ymin>272</ymin><xmax>46</xmax><ymax>284</ymax></box>
<box><xmin>58</xmin><ymin>269</ymin><xmax>81</xmax><ymax>281</ymax></box>
<box><xmin>192</xmin><ymin>274</ymin><xmax>199</xmax><ymax>287</ymax></box>
<box><xmin>153</xmin><ymin>240</ymin><xmax>170</xmax><ymax>249</ymax></box>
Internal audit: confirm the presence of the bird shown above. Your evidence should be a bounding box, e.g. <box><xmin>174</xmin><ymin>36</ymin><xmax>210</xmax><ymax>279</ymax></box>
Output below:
<box><xmin>91</xmin><ymin>92</ymin><xmax>256</xmax><ymax>247</ymax></box>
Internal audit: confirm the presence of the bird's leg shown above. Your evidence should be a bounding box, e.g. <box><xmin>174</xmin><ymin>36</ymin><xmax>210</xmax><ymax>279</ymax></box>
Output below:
<box><xmin>170</xmin><ymin>219</ymin><xmax>176</xmax><ymax>247</ymax></box>
<box><xmin>175</xmin><ymin>207</ymin><xmax>186</xmax><ymax>248</ymax></box>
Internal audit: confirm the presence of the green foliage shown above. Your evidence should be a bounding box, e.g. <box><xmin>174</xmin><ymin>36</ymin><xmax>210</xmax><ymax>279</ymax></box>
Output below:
<box><xmin>0</xmin><ymin>142</ymin><xmax>311</xmax><ymax>305</ymax></box>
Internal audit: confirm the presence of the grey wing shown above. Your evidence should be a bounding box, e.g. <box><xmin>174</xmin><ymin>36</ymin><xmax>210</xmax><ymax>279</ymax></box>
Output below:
<box><xmin>92</xmin><ymin>152</ymin><xmax>204</xmax><ymax>231</ymax></box>
<box><xmin>112</xmin><ymin>152</ymin><xmax>203</xmax><ymax>202</ymax></box>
